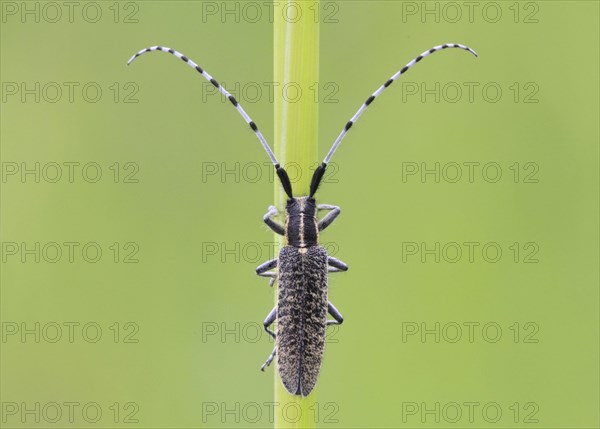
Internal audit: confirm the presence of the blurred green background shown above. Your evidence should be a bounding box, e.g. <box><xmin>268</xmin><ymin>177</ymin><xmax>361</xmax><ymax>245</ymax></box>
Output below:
<box><xmin>1</xmin><ymin>1</ymin><xmax>598</xmax><ymax>428</ymax></box>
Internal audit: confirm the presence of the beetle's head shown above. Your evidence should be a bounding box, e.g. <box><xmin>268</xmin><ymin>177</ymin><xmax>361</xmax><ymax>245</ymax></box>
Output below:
<box><xmin>285</xmin><ymin>196</ymin><xmax>317</xmax><ymax>215</ymax></box>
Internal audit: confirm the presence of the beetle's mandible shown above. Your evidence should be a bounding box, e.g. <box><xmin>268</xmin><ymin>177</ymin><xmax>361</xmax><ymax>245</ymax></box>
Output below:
<box><xmin>127</xmin><ymin>43</ymin><xmax>477</xmax><ymax>396</ymax></box>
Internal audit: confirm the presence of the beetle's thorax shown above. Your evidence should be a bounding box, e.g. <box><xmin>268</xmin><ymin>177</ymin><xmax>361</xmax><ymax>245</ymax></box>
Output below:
<box><xmin>285</xmin><ymin>196</ymin><xmax>318</xmax><ymax>248</ymax></box>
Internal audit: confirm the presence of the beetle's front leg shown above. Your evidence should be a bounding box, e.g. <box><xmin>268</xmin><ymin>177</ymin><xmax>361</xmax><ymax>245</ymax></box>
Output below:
<box><xmin>264</xmin><ymin>205</ymin><xmax>284</xmax><ymax>235</ymax></box>
<box><xmin>256</xmin><ymin>258</ymin><xmax>278</xmax><ymax>287</ymax></box>
<box><xmin>317</xmin><ymin>204</ymin><xmax>341</xmax><ymax>232</ymax></box>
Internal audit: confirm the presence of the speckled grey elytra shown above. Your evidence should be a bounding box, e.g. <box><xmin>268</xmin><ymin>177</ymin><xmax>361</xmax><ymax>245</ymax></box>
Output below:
<box><xmin>276</xmin><ymin>245</ymin><xmax>328</xmax><ymax>395</ymax></box>
<box><xmin>127</xmin><ymin>42</ymin><xmax>477</xmax><ymax>396</ymax></box>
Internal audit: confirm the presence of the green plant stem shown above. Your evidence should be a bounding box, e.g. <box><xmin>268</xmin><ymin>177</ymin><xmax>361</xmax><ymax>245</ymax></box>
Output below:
<box><xmin>274</xmin><ymin>1</ymin><xmax>319</xmax><ymax>428</ymax></box>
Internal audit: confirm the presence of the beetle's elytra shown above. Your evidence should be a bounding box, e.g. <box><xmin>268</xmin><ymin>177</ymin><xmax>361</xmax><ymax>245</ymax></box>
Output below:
<box><xmin>128</xmin><ymin>42</ymin><xmax>477</xmax><ymax>396</ymax></box>
<box><xmin>277</xmin><ymin>244</ymin><xmax>329</xmax><ymax>395</ymax></box>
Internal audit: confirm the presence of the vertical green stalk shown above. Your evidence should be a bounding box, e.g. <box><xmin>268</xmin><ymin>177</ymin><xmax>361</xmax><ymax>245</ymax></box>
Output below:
<box><xmin>274</xmin><ymin>1</ymin><xmax>319</xmax><ymax>428</ymax></box>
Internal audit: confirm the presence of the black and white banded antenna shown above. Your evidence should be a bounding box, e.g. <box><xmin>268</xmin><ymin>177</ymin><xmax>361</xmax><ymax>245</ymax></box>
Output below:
<box><xmin>309</xmin><ymin>43</ymin><xmax>477</xmax><ymax>197</ymax></box>
<box><xmin>127</xmin><ymin>46</ymin><xmax>295</xmax><ymax>198</ymax></box>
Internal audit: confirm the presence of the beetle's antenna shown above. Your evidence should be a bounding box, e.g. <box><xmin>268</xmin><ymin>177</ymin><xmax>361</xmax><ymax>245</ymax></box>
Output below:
<box><xmin>128</xmin><ymin>46</ymin><xmax>294</xmax><ymax>198</ymax></box>
<box><xmin>322</xmin><ymin>43</ymin><xmax>477</xmax><ymax>166</ymax></box>
<box><xmin>310</xmin><ymin>43</ymin><xmax>476</xmax><ymax>197</ymax></box>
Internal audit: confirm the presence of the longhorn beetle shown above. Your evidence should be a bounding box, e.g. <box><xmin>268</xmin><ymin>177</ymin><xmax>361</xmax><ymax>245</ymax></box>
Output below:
<box><xmin>127</xmin><ymin>43</ymin><xmax>477</xmax><ymax>396</ymax></box>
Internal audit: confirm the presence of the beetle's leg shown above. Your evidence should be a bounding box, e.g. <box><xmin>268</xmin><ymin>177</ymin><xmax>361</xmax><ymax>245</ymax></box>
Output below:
<box><xmin>260</xmin><ymin>307</ymin><xmax>277</xmax><ymax>371</ymax></box>
<box><xmin>264</xmin><ymin>205</ymin><xmax>284</xmax><ymax>235</ymax></box>
<box><xmin>262</xmin><ymin>306</ymin><xmax>277</xmax><ymax>340</ymax></box>
<box><xmin>326</xmin><ymin>301</ymin><xmax>344</xmax><ymax>326</ymax></box>
<box><xmin>261</xmin><ymin>347</ymin><xmax>276</xmax><ymax>371</ymax></box>
<box><xmin>317</xmin><ymin>204</ymin><xmax>341</xmax><ymax>232</ymax></box>
<box><xmin>328</xmin><ymin>256</ymin><xmax>348</xmax><ymax>273</ymax></box>
<box><xmin>258</xmin><ymin>272</ymin><xmax>277</xmax><ymax>287</ymax></box>
<box><xmin>256</xmin><ymin>259</ymin><xmax>278</xmax><ymax>286</ymax></box>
